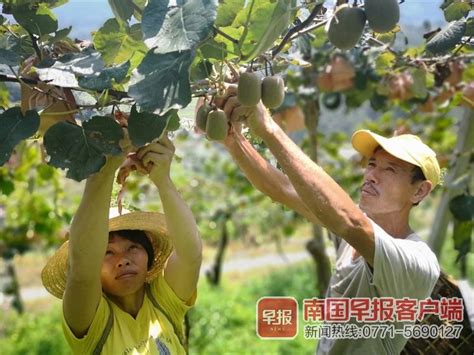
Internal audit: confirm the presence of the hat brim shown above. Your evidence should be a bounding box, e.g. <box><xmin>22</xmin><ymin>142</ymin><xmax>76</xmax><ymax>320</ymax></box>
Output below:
<box><xmin>351</xmin><ymin>130</ymin><xmax>421</xmax><ymax>168</ymax></box>
<box><xmin>41</xmin><ymin>211</ymin><xmax>173</xmax><ymax>299</ymax></box>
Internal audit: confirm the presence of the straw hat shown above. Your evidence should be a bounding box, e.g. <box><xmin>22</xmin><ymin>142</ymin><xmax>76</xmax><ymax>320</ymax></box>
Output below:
<box><xmin>41</xmin><ymin>209</ymin><xmax>173</xmax><ymax>299</ymax></box>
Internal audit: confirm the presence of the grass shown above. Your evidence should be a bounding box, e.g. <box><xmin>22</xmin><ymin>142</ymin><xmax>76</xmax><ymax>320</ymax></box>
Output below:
<box><xmin>0</xmin><ymin>301</ymin><xmax>69</xmax><ymax>355</ymax></box>
<box><xmin>188</xmin><ymin>261</ymin><xmax>318</xmax><ymax>355</ymax></box>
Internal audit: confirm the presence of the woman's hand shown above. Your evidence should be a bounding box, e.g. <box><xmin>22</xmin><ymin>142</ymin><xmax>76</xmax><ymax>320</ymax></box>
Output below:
<box><xmin>136</xmin><ymin>133</ymin><xmax>175</xmax><ymax>186</ymax></box>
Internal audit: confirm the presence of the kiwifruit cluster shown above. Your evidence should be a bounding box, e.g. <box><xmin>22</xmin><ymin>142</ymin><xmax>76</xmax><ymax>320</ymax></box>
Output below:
<box><xmin>196</xmin><ymin>102</ymin><xmax>228</xmax><ymax>141</ymax></box>
<box><xmin>328</xmin><ymin>0</ymin><xmax>400</xmax><ymax>50</ymax></box>
<box><xmin>237</xmin><ymin>72</ymin><xmax>285</xmax><ymax>109</ymax></box>
<box><xmin>197</xmin><ymin>72</ymin><xmax>285</xmax><ymax>141</ymax></box>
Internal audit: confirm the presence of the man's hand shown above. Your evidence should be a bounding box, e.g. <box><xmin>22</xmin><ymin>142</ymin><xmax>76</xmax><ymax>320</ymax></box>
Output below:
<box><xmin>213</xmin><ymin>84</ymin><xmax>276</xmax><ymax>140</ymax></box>
<box><xmin>194</xmin><ymin>90</ymin><xmax>240</xmax><ymax>146</ymax></box>
<box><xmin>136</xmin><ymin>133</ymin><xmax>175</xmax><ymax>186</ymax></box>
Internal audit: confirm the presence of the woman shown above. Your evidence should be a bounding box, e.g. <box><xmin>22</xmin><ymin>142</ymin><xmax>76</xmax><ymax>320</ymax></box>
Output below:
<box><xmin>41</xmin><ymin>134</ymin><xmax>202</xmax><ymax>354</ymax></box>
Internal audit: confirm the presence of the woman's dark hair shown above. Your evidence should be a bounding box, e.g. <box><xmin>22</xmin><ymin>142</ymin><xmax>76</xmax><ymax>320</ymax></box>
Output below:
<box><xmin>109</xmin><ymin>230</ymin><xmax>154</xmax><ymax>269</ymax></box>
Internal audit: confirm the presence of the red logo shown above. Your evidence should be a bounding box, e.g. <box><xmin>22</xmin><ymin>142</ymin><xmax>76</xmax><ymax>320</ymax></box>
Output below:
<box><xmin>256</xmin><ymin>297</ymin><xmax>298</xmax><ymax>339</ymax></box>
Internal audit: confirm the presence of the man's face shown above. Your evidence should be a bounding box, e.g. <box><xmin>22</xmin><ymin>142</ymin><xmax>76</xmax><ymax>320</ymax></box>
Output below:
<box><xmin>100</xmin><ymin>234</ymin><xmax>148</xmax><ymax>297</ymax></box>
<box><xmin>359</xmin><ymin>148</ymin><xmax>421</xmax><ymax>215</ymax></box>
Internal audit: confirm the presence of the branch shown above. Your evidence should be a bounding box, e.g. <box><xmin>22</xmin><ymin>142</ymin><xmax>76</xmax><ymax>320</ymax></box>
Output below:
<box><xmin>239</xmin><ymin>0</ymin><xmax>256</xmax><ymax>48</ymax></box>
<box><xmin>0</xmin><ymin>72</ymin><xmax>131</xmax><ymax>110</ymax></box>
<box><xmin>367</xmin><ymin>36</ymin><xmax>398</xmax><ymax>55</ymax></box>
<box><xmin>213</xmin><ymin>26</ymin><xmax>239</xmax><ymax>44</ymax></box>
<box><xmin>452</xmin><ymin>36</ymin><xmax>473</xmax><ymax>57</ymax></box>
<box><xmin>271</xmin><ymin>0</ymin><xmax>407</xmax><ymax>58</ymax></box>
<box><xmin>271</xmin><ymin>3</ymin><xmax>324</xmax><ymax>58</ymax></box>
<box><xmin>409</xmin><ymin>53</ymin><xmax>474</xmax><ymax>65</ymax></box>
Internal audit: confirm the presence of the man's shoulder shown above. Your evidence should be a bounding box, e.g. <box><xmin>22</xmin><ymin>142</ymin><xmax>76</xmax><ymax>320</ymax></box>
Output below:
<box><xmin>405</xmin><ymin>232</ymin><xmax>423</xmax><ymax>242</ymax></box>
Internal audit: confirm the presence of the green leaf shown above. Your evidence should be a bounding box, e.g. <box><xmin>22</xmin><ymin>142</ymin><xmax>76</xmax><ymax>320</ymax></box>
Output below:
<box><xmin>0</xmin><ymin>107</ymin><xmax>40</xmax><ymax>165</ymax></box>
<box><xmin>462</xmin><ymin>62</ymin><xmax>474</xmax><ymax>81</ymax></box>
<box><xmin>131</xmin><ymin>0</ymin><xmax>147</xmax><ymax>21</ymax></box>
<box><xmin>36</xmin><ymin>49</ymin><xmax>104</xmax><ymax>87</ymax></box>
<box><xmin>0</xmin><ymin>82</ymin><xmax>9</xmax><ymax>108</ymax></box>
<box><xmin>375</xmin><ymin>52</ymin><xmax>396</xmax><ymax>75</ymax></box>
<box><xmin>108</xmin><ymin>0</ymin><xmax>134</xmax><ymax>23</ymax></box>
<box><xmin>43</xmin><ymin>117</ymin><xmax>123</xmax><ymax>181</ymax></box>
<box><xmin>410</xmin><ymin>68</ymin><xmax>428</xmax><ymax>99</ymax></box>
<box><xmin>128</xmin><ymin>105</ymin><xmax>177</xmax><ymax>146</ymax></box>
<box><xmin>13</xmin><ymin>4</ymin><xmax>58</xmax><ymax>36</ymax></box>
<box><xmin>311</xmin><ymin>26</ymin><xmax>327</xmax><ymax>48</ymax></box>
<box><xmin>199</xmin><ymin>38</ymin><xmax>227</xmax><ymax>60</ymax></box>
<box><xmin>141</xmin><ymin>0</ymin><xmax>168</xmax><ymax>40</ymax></box>
<box><xmin>405</xmin><ymin>46</ymin><xmax>425</xmax><ymax>58</ymax></box>
<box><xmin>216</xmin><ymin>0</ymin><xmax>245</xmax><ymax>26</ymax></box>
<box><xmin>8</xmin><ymin>0</ymin><xmax>70</xmax><ymax>9</ymax></box>
<box><xmin>213</xmin><ymin>26</ymin><xmax>242</xmax><ymax>59</ymax></box>
<box><xmin>452</xmin><ymin>219</ymin><xmax>472</xmax><ymax>262</ymax></box>
<box><xmin>466</xmin><ymin>17</ymin><xmax>474</xmax><ymax>36</ymax></box>
<box><xmin>189</xmin><ymin>54</ymin><xmax>213</xmax><ymax>81</ymax></box>
<box><xmin>426</xmin><ymin>20</ymin><xmax>466</xmax><ymax>54</ymax></box>
<box><xmin>0</xmin><ymin>174</ymin><xmax>14</xmax><ymax>196</ymax></box>
<box><xmin>443</xmin><ymin>2</ymin><xmax>471</xmax><ymax>22</ymax></box>
<box><xmin>449</xmin><ymin>194</ymin><xmax>474</xmax><ymax>221</ymax></box>
<box><xmin>78</xmin><ymin>61</ymin><xmax>130</xmax><ymax>91</ymax></box>
<box><xmin>166</xmin><ymin>111</ymin><xmax>180</xmax><ymax>131</ymax></box>
<box><xmin>425</xmin><ymin>72</ymin><xmax>435</xmax><ymax>88</ymax></box>
<box><xmin>236</xmin><ymin>0</ymin><xmax>295</xmax><ymax>61</ymax></box>
<box><xmin>0</xmin><ymin>48</ymin><xmax>20</xmax><ymax>66</ymax></box>
<box><xmin>5</xmin><ymin>31</ymin><xmax>35</xmax><ymax>59</ymax></box>
<box><xmin>142</xmin><ymin>0</ymin><xmax>217</xmax><ymax>53</ymax></box>
<box><xmin>48</xmin><ymin>26</ymin><xmax>72</xmax><ymax>43</ymax></box>
<box><xmin>375</xmin><ymin>28</ymin><xmax>398</xmax><ymax>45</ymax></box>
<box><xmin>37</xmin><ymin>164</ymin><xmax>55</xmax><ymax>180</ymax></box>
<box><xmin>46</xmin><ymin>0</ymin><xmax>69</xmax><ymax>8</ymax></box>
<box><xmin>93</xmin><ymin>19</ymin><xmax>148</xmax><ymax>69</ymax></box>
<box><xmin>440</xmin><ymin>0</ymin><xmax>454</xmax><ymax>11</ymax></box>
<box><xmin>128</xmin><ymin>49</ymin><xmax>194</xmax><ymax>113</ymax></box>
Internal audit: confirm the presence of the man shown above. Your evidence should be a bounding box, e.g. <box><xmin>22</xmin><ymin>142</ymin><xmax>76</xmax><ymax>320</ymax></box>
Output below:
<box><xmin>209</xmin><ymin>90</ymin><xmax>440</xmax><ymax>354</ymax></box>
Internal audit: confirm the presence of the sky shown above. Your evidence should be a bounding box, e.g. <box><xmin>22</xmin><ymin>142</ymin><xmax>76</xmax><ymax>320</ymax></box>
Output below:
<box><xmin>52</xmin><ymin>0</ymin><xmax>447</xmax><ymax>43</ymax></box>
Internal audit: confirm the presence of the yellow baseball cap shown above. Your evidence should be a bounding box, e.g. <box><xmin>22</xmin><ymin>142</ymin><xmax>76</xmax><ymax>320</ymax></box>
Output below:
<box><xmin>351</xmin><ymin>129</ymin><xmax>441</xmax><ymax>186</ymax></box>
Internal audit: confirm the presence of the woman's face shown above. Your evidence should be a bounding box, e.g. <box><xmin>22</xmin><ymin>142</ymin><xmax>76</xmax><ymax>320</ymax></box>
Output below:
<box><xmin>100</xmin><ymin>234</ymin><xmax>149</xmax><ymax>297</ymax></box>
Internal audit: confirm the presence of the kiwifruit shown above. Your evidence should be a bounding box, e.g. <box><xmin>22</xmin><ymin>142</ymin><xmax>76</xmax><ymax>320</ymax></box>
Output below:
<box><xmin>322</xmin><ymin>92</ymin><xmax>342</xmax><ymax>110</ymax></box>
<box><xmin>364</xmin><ymin>0</ymin><xmax>400</xmax><ymax>33</ymax></box>
<box><xmin>166</xmin><ymin>114</ymin><xmax>180</xmax><ymax>131</ymax></box>
<box><xmin>328</xmin><ymin>7</ymin><xmax>366</xmax><ymax>50</ymax></box>
<box><xmin>261</xmin><ymin>76</ymin><xmax>285</xmax><ymax>109</ymax></box>
<box><xmin>196</xmin><ymin>102</ymin><xmax>211</xmax><ymax>131</ymax></box>
<box><xmin>206</xmin><ymin>109</ymin><xmax>228</xmax><ymax>141</ymax></box>
<box><xmin>237</xmin><ymin>72</ymin><xmax>261</xmax><ymax>106</ymax></box>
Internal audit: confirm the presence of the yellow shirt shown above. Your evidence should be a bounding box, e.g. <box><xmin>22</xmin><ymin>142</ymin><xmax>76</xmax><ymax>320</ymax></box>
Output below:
<box><xmin>62</xmin><ymin>275</ymin><xmax>195</xmax><ymax>354</ymax></box>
